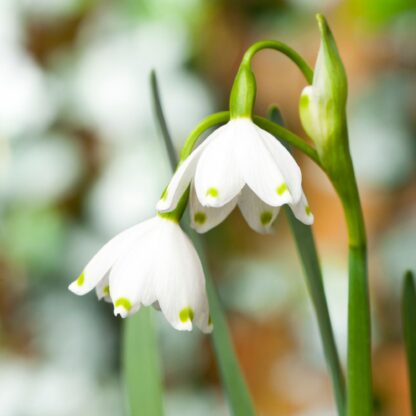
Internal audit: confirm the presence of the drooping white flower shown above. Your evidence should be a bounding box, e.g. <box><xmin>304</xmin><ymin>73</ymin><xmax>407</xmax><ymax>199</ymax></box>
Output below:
<box><xmin>157</xmin><ymin>118</ymin><xmax>313</xmax><ymax>233</ymax></box>
<box><xmin>68</xmin><ymin>216</ymin><xmax>212</xmax><ymax>333</ymax></box>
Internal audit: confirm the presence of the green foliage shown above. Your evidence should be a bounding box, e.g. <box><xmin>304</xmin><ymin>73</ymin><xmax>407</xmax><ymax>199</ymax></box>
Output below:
<box><xmin>402</xmin><ymin>271</ymin><xmax>416</xmax><ymax>415</ymax></box>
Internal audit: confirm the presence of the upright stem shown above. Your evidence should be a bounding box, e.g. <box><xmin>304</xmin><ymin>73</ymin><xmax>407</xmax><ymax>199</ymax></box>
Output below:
<box><xmin>331</xmin><ymin>148</ymin><xmax>372</xmax><ymax>416</ymax></box>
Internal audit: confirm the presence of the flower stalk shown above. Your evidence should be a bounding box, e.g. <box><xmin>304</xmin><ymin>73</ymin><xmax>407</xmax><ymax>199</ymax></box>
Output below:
<box><xmin>299</xmin><ymin>15</ymin><xmax>372</xmax><ymax>416</ymax></box>
<box><xmin>229</xmin><ymin>40</ymin><xmax>313</xmax><ymax>119</ymax></box>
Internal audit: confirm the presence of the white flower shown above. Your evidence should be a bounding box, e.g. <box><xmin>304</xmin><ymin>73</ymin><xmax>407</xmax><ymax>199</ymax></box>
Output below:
<box><xmin>68</xmin><ymin>216</ymin><xmax>212</xmax><ymax>333</ymax></box>
<box><xmin>157</xmin><ymin>118</ymin><xmax>313</xmax><ymax>233</ymax></box>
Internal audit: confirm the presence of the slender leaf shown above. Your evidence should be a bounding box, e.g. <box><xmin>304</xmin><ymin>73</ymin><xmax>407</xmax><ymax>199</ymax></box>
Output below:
<box><xmin>151</xmin><ymin>70</ymin><xmax>255</xmax><ymax>415</ymax></box>
<box><xmin>123</xmin><ymin>308</ymin><xmax>164</xmax><ymax>416</ymax></box>
<box><xmin>402</xmin><ymin>270</ymin><xmax>416</xmax><ymax>416</ymax></box>
<box><xmin>268</xmin><ymin>105</ymin><xmax>346</xmax><ymax>416</ymax></box>
<box><xmin>150</xmin><ymin>70</ymin><xmax>177</xmax><ymax>170</ymax></box>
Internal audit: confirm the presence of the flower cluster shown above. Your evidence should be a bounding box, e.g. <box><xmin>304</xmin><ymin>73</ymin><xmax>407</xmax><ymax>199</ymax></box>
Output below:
<box><xmin>67</xmin><ymin>18</ymin><xmax>337</xmax><ymax>333</ymax></box>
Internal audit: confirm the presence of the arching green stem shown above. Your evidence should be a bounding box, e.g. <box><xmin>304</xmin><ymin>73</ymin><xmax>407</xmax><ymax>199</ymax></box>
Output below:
<box><xmin>242</xmin><ymin>41</ymin><xmax>313</xmax><ymax>83</ymax></box>
<box><xmin>230</xmin><ymin>41</ymin><xmax>313</xmax><ymax>119</ymax></box>
<box><xmin>179</xmin><ymin>112</ymin><xmax>230</xmax><ymax>160</ymax></box>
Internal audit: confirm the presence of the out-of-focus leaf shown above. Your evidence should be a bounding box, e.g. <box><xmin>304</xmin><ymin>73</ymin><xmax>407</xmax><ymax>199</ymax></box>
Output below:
<box><xmin>402</xmin><ymin>270</ymin><xmax>416</xmax><ymax>416</ymax></box>
<box><xmin>123</xmin><ymin>309</ymin><xmax>164</xmax><ymax>416</ymax></box>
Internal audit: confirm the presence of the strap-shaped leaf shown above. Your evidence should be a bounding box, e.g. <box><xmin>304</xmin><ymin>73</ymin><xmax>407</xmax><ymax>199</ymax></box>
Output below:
<box><xmin>123</xmin><ymin>309</ymin><xmax>164</xmax><ymax>416</ymax></box>
<box><xmin>269</xmin><ymin>106</ymin><xmax>346</xmax><ymax>416</ymax></box>
<box><xmin>402</xmin><ymin>270</ymin><xmax>416</xmax><ymax>416</ymax></box>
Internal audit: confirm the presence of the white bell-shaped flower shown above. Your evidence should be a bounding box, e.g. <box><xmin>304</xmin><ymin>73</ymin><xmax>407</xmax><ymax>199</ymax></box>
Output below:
<box><xmin>69</xmin><ymin>216</ymin><xmax>212</xmax><ymax>333</ymax></box>
<box><xmin>157</xmin><ymin>118</ymin><xmax>313</xmax><ymax>233</ymax></box>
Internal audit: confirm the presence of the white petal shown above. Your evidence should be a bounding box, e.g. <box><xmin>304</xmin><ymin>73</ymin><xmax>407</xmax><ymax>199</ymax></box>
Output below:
<box><xmin>68</xmin><ymin>220</ymin><xmax>153</xmax><ymax>296</ymax></box>
<box><xmin>289</xmin><ymin>192</ymin><xmax>314</xmax><ymax>225</ymax></box>
<box><xmin>238</xmin><ymin>186</ymin><xmax>280</xmax><ymax>234</ymax></box>
<box><xmin>156</xmin><ymin>127</ymin><xmax>222</xmax><ymax>213</ymax></box>
<box><xmin>190</xmin><ymin>182</ymin><xmax>237</xmax><ymax>233</ymax></box>
<box><xmin>153</xmin><ymin>220</ymin><xmax>212</xmax><ymax>333</ymax></box>
<box><xmin>238</xmin><ymin>119</ymin><xmax>293</xmax><ymax>207</ymax></box>
<box><xmin>258</xmin><ymin>127</ymin><xmax>302</xmax><ymax>203</ymax></box>
<box><xmin>109</xmin><ymin>217</ymin><xmax>161</xmax><ymax>318</ymax></box>
<box><xmin>96</xmin><ymin>275</ymin><xmax>112</xmax><ymax>303</ymax></box>
<box><xmin>194</xmin><ymin>121</ymin><xmax>244</xmax><ymax>207</ymax></box>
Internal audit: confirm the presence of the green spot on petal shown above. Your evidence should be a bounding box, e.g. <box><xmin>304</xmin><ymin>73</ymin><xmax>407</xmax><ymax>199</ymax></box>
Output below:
<box><xmin>194</xmin><ymin>211</ymin><xmax>207</xmax><ymax>225</ymax></box>
<box><xmin>76</xmin><ymin>273</ymin><xmax>85</xmax><ymax>287</ymax></box>
<box><xmin>305</xmin><ymin>205</ymin><xmax>311</xmax><ymax>216</ymax></box>
<box><xmin>206</xmin><ymin>187</ymin><xmax>219</xmax><ymax>198</ymax></box>
<box><xmin>208</xmin><ymin>314</ymin><xmax>212</xmax><ymax>326</ymax></box>
<box><xmin>103</xmin><ymin>286</ymin><xmax>110</xmax><ymax>296</ymax></box>
<box><xmin>115</xmin><ymin>297</ymin><xmax>132</xmax><ymax>312</ymax></box>
<box><xmin>276</xmin><ymin>183</ymin><xmax>288</xmax><ymax>196</ymax></box>
<box><xmin>260</xmin><ymin>211</ymin><xmax>273</xmax><ymax>226</ymax></box>
<box><xmin>179</xmin><ymin>307</ymin><xmax>194</xmax><ymax>323</ymax></box>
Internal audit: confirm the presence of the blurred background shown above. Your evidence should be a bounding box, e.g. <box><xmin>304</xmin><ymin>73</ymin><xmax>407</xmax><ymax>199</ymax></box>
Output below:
<box><xmin>0</xmin><ymin>0</ymin><xmax>415</xmax><ymax>415</ymax></box>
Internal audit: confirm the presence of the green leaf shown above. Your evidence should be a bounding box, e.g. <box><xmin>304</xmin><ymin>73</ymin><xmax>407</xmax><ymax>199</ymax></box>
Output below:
<box><xmin>268</xmin><ymin>105</ymin><xmax>346</xmax><ymax>416</ymax></box>
<box><xmin>123</xmin><ymin>308</ymin><xmax>164</xmax><ymax>416</ymax></box>
<box><xmin>194</xmin><ymin>238</ymin><xmax>256</xmax><ymax>416</ymax></box>
<box><xmin>402</xmin><ymin>270</ymin><xmax>416</xmax><ymax>416</ymax></box>
<box><xmin>151</xmin><ymin>70</ymin><xmax>255</xmax><ymax>416</ymax></box>
<box><xmin>286</xmin><ymin>210</ymin><xmax>346</xmax><ymax>416</ymax></box>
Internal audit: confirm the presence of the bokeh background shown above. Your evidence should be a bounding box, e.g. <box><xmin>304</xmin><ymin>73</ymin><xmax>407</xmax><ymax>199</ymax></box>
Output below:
<box><xmin>0</xmin><ymin>0</ymin><xmax>415</xmax><ymax>415</ymax></box>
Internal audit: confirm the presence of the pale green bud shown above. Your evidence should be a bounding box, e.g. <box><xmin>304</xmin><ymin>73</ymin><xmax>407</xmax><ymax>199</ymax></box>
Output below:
<box><xmin>299</xmin><ymin>14</ymin><xmax>348</xmax><ymax>161</ymax></box>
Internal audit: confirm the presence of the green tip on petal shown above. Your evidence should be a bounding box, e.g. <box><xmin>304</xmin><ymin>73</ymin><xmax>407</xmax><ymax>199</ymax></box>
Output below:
<box><xmin>260</xmin><ymin>211</ymin><xmax>273</xmax><ymax>225</ymax></box>
<box><xmin>194</xmin><ymin>211</ymin><xmax>207</xmax><ymax>225</ymax></box>
<box><xmin>208</xmin><ymin>314</ymin><xmax>212</xmax><ymax>326</ymax></box>
<box><xmin>160</xmin><ymin>187</ymin><xmax>168</xmax><ymax>201</ymax></box>
<box><xmin>206</xmin><ymin>187</ymin><xmax>219</xmax><ymax>198</ymax></box>
<box><xmin>76</xmin><ymin>272</ymin><xmax>85</xmax><ymax>287</ymax></box>
<box><xmin>179</xmin><ymin>307</ymin><xmax>194</xmax><ymax>323</ymax></box>
<box><xmin>305</xmin><ymin>206</ymin><xmax>312</xmax><ymax>216</ymax></box>
<box><xmin>115</xmin><ymin>297</ymin><xmax>132</xmax><ymax>312</ymax></box>
<box><xmin>103</xmin><ymin>286</ymin><xmax>110</xmax><ymax>296</ymax></box>
<box><xmin>276</xmin><ymin>183</ymin><xmax>288</xmax><ymax>196</ymax></box>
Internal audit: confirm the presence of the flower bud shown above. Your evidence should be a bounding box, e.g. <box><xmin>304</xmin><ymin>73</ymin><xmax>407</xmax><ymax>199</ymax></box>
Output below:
<box><xmin>299</xmin><ymin>14</ymin><xmax>348</xmax><ymax>162</ymax></box>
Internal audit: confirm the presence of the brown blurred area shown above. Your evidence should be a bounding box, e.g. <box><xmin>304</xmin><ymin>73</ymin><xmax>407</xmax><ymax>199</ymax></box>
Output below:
<box><xmin>0</xmin><ymin>0</ymin><xmax>415</xmax><ymax>415</ymax></box>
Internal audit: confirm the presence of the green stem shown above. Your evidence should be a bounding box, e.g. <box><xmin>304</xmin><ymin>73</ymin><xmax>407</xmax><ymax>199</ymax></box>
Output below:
<box><xmin>123</xmin><ymin>309</ymin><xmax>164</xmax><ymax>416</ymax></box>
<box><xmin>332</xmin><ymin>149</ymin><xmax>371</xmax><ymax>416</ymax></box>
<box><xmin>346</xmin><ymin>243</ymin><xmax>371</xmax><ymax>416</ymax></box>
<box><xmin>179</xmin><ymin>112</ymin><xmax>229</xmax><ymax>161</ymax></box>
<box><xmin>402</xmin><ymin>270</ymin><xmax>416</xmax><ymax>416</ymax></box>
<box><xmin>230</xmin><ymin>41</ymin><xmax>313</xmax><ymax>119</ymax></box>
<box><xmin>242</xmin><ymin>40</ymin><xmax>313</xmax><ymax>84</ymax></box>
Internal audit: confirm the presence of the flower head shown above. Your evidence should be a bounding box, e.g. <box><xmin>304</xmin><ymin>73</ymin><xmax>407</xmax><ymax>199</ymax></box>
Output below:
<box><xmin>69</xmin><ymin>216</ymin><xmax>212</xmax><ymax>333</ymax></box>
<box><xmin>157</xmin><ymin>118</ymin><xmax>313</xmax><ymax>233</ymax></box>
